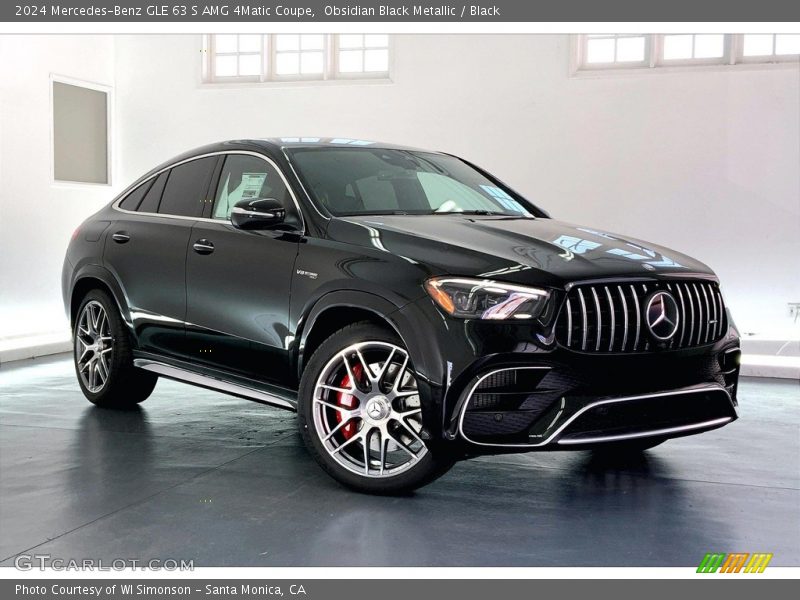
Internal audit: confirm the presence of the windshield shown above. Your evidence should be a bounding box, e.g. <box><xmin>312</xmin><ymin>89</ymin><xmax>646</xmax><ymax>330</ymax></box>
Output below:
<box><xmin>286</xmin><ymin>147</ymin><xmax>534</xmax><ymax>217</ymax></box>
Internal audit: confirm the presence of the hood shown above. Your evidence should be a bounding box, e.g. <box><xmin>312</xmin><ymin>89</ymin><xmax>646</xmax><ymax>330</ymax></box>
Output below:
<box><xmin>325</xmin><ymin>215</ymin><xmax>715</xmax><ymax>287</ymax></box>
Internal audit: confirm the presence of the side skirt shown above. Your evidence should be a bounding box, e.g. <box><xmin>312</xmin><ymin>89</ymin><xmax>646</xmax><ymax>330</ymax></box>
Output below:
<box><xmin>133</xmin><ymin>356</ymin><xmax>298</xmax><ymax>411</ymax></box>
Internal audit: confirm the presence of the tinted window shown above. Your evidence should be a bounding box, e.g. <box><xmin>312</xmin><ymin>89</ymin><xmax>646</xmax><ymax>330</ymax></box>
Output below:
<box><xmin>212</xmin><ymin>154</ymin><xmax>300</xmax><ymax>228</ymax></box>
<box><xmin>354</xmin><ymin>176</ymin><xmax>398</xmax><ymax>211</ymax></box>
<box><xmin>288</xmin><ymin>148</ymin><xmax>533</xmax><ymax>217</ymax></box>
<box><xmin>158</xmin><ymin>157</ymin><xmax>217</xmax><ymax>217</ymax></box>
<box><xmin>137</xmin><ymin>172</ymin><xmax>168</xmax><ymax>214</ymax></box>
<box><xmin>118</xmin><ymin>179</ymin><xmax>153</xmax><ymax>211</ymax></box>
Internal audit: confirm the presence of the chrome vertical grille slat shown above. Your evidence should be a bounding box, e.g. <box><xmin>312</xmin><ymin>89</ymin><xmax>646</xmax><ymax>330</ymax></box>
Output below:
<box><xmin>604</xmin><ymin>286</ymin><xmax>615</xmax><ymax>352</ymax></box>
<box><xmin>693</xmin><ymin>284</ymin><xmax>703</xmax><ymax>346</ymax></box>
<box><xmin>685</xmin><ymin>283</ymin><xmax>695</xmax><ymax>346</ymax></box>
<box><xmin>617</xmin><ymin>285</ymin><xmax>628</xmax><ymax>352</ymax></box>
<box><xmin>675</xmin><ymin>283</ymin><xmax>687</xmax><ymax>346</ymax></box>
<box><xmin>577</xmin><ymin>288</ymin><xmax>588</xmax><ymax>351</ymax></box>
<box><xmin>556</xmin><ymin>279</ymin><xmax>726</xmax><ymax>354</ymax></box>
<box><xmin>591</xmin><ymin>287</ymin><xmax>602</xmax><ymax>351</ymax></box>
<box><xmin>666</xmin><ymin>283</ymin><xmax>675</xmax><ymax>349</ymax></box>
<box><xmin>701</xmin><ymin>284</ymin><xmax>712</xmax><ymax>344</ymax></box>
<box><xmin>566</xmin><ymin>298</ymin><xmax>573</xmax><ymax>347</ymax></box>
<box><xmin>631</xmin><ymin>285</ymin><xmax>641</xmax><ymax>351</ymax></box>
<box><xmin>641</xmin><ymin>284</ymin><xmax>649</xmax><ymax>352</ymax></box>
<box><xmin>709</xmin><ymin>287</ymin><xmax>718</xmax><ymax>341</ymax></box>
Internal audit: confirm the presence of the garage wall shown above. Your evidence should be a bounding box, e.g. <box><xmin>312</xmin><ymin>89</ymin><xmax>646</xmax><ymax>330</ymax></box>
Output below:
<box><xmin>0</xmin><ymin>35</ymin><xmax>117</xmax><ymax>343</ymax></box>
<box><xmin>114</xmin><ymin>34</ymin><xmax>799</xmax><ymax>339</ymax></box>
<box><xmin>1</xmin><ymin>35</ymin><xmax>797</xmax><ymax>351</ymax></box>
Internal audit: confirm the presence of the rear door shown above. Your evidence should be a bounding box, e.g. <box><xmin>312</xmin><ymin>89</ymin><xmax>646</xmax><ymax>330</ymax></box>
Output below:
<box><xmin>185</xmin><ymin>152</ymin><xmax>302</xmax><ymax>384</ymax></box>
<box><xmin>104</xmin><ymin>156</ymin><xmax>219</xmax><ymax>358</ymax></box>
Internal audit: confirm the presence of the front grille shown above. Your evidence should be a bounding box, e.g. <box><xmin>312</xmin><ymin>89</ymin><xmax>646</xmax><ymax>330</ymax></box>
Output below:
<box><xmin>555</xmin><ymin>280</ymin><xmax>727</xmax><ymax>353</ymax></box>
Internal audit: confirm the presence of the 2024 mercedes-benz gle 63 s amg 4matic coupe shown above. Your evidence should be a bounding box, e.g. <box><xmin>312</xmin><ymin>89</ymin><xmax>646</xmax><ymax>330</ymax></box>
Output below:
<box><xmin>63</xmin><ymin>138</ymin><xmax>741</xmax><ymax>493</ymax></box>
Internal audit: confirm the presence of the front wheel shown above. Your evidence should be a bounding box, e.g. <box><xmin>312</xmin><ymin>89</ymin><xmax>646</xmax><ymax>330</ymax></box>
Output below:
<box><xmin>298</xmin><ymin>322</ymin><xmax>454</xmax><ymax>494</ymax></box>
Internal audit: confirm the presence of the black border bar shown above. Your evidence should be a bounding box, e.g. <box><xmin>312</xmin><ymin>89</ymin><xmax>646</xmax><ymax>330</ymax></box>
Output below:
<box><xmin>3</xmin><ymin>1</ymin><xmax>800</xmax><ymax>22</ymax></box>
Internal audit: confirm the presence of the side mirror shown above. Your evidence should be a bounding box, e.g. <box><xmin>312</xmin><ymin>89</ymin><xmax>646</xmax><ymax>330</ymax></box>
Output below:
<box><xmin>230</xmin><ymin>198</ymin><xmax>286</xmax><ymax>231</ymax></box>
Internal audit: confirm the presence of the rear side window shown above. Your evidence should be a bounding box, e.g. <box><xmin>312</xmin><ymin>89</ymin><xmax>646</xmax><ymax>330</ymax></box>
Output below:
<box><xmin>158</xmin><ymin>157</ymin><xmax>217</xmax><ymax>217</ymax></box>
<box><xmin>137</xmin><ymin>172</ymin><xmax>168</xmax><ymax>213</ymax></box>
<box><xmin>118</xmin><ymin>180</ymin><xmax>153</xmax><ymax>211</ymax></box>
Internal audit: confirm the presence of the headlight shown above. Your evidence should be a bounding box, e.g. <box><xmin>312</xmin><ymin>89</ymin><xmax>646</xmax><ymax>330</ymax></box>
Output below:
<box><xmin>424</xmin><ymin>277</ymin><xmax>550</xmax><ymax>320</ymax></box>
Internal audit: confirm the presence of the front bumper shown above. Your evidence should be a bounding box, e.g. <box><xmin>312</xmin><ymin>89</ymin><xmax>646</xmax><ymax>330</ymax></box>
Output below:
<box><xmin>448</xmin><ymin>344</ymin><xmax>741</xmax><ymax>449</ymax></box>
<box><xmin>459</xmin><ymin>380</ymin><xmax>736</xmax><ymax>449</ymax></box>
<box><xmin>396</xmin><ymin>295</ymin><xmax>741</xmax><ymax>451</ymax></box>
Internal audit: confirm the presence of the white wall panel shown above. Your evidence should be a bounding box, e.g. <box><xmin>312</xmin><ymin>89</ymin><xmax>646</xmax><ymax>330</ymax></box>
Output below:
<box><xmin>0</xmin><ymin>35</ymin><xmax>116</xmax><ymax>341</ymax></box>
<box><xmin>1</xmin><ymin>34</ymin><xmax>797</xmax><ymax>345</ymax></box>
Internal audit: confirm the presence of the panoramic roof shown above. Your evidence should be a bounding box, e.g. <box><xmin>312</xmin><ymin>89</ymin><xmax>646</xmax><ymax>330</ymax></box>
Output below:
<box><xmin>253</xmin><ymin>137</ymin><xmax>427</xmax><ymax>151</ymax></box>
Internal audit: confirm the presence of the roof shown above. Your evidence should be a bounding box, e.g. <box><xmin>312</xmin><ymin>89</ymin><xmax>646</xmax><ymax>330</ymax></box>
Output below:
<box><xmin>118</xmin><ymin>137</ymin><xmax>436</xmax><ymax>199</ymax></box>
<box><xmin>252</xmin><ymin>137</ymin><xmax>427</xmax><ymax>152</ymax></box>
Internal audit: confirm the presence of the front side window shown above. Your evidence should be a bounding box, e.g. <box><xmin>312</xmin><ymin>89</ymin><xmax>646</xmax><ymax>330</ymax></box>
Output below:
<box><xmin>158</xmin><ymin>157</ymin><xmax>217</xmax><ymax>217</ymax></box>
<box><xmin>287</xmin><ymin>148</ymin><xmax>533</xmax><ymax>217</ymax></box>
<box><xmin>212</xmin><ymin>154</ymin><xmax>300</xmax><ymax>228</ymax></box>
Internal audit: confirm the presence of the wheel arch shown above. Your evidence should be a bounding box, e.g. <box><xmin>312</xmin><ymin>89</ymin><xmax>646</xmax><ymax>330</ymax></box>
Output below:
<box><xmin>295</xmin><ymin>290</ymin><xmax>447</xmax><ymax>441</ymax></box>
<box><xmin>295</xmin><ymin>290</ymin><xmax>413</xmax><ymax>382</ymax></box>
<box><xmin>69</xmin><ymin>266</ymin><xmax>132</xmax><ymax>332</ymax></box>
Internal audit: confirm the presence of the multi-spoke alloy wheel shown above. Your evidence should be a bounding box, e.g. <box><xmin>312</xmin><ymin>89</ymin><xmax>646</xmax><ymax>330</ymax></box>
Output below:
<box><xmin>75</xmin><ymin>300</ymin><xmax>113</xmax><ymax>393</ymax></box>
<box><xmin>72</xmin><ymin>290</ymin><xmax>158</xmax><ymax>407</ymax></box>
<box><xmin>313</xmin><ymin>341</ymin><xmax>427</xmax><ymax>478</ymax></box>
<box><xmin>299</xmin><ymin>322</ymin><xmax>455</xmax><ymax>494</ymax></box>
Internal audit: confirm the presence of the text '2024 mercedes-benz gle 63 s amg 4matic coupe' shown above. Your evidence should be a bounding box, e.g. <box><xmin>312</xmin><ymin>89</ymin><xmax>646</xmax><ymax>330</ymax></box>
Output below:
<box><xmin>63</xmin><ymin>138</ymin><xmax>741</xmax><ymax>493</ymax></box>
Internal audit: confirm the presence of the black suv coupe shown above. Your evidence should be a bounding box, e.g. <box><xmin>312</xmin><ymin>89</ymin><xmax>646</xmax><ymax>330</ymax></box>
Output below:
<box><xmin>63</xmin><ymin>138</ymin><xmax>740</xmax><ymax>493</ymax></box>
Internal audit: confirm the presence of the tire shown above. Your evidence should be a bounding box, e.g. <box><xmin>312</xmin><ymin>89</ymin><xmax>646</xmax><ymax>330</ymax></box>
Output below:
<box><xmin>592</xmin><ymin>437</ymin><xmax>666</xmax><ymax>454</ymax></box>
<box><xmin>298</xmin><ymin>322</ymin><xmax>455</xmax><ymax>494</ymax></box>
<box><xmin>73</xmin><ymin>289</ymin><xmax>158</xmax><ymax>407</ymax></box>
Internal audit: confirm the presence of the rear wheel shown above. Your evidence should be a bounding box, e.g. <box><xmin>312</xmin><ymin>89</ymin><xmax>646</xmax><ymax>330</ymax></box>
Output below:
<box><xmin>298</xmin><ymin>322</ymin><xmax>454</xmax><ymax>494</ymax></box>
<box><xmin>73</xmin><ymin>290</ymin><xmax>157</xmax><ymax>407</ymax></box>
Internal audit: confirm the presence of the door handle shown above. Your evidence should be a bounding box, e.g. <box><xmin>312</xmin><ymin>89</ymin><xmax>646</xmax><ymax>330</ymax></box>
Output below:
<box><xmin>193</xmin><ymin>239</ymin><xmax>215</xmax><ymax>255</ymax></box>
<box><xmin>112</xmin><ymin>232</ymin><xmax>130</xmax><ymax>244</ymax></box>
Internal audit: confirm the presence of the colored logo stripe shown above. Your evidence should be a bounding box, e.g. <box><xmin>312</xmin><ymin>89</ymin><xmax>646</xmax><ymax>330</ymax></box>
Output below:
<box><xmin>697</xmin><ymin>553</ymin><xmax>773</xmax><ymax>573</ymax></box>
<box><xmin>744</xmin><ymin>553</ymin><xmax>773</xmax><ymax>573</ymax></box>
<box><xmin>697</xmin><ymin>553</ymin><xmax>726</xmax><ymax>573</ymax></box>
<box><xmin>720</xmin><ymin>553</ymin><xmax>749</xmax><ymax>573</ymax></box>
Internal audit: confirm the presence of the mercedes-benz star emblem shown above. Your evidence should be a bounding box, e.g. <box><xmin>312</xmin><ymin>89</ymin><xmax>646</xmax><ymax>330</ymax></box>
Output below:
<box><xmin>645</xmin><ymin>291</ymin><xmax>680</xmax><ymax>341</ymax></box>
<box><xmin>365</xmin><ymin>397</ymin><xmax>389</xmax><ymax>421</ymax></box>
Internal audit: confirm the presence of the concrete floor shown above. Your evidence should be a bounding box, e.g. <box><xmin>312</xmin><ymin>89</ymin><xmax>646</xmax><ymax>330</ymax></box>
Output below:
<box><xmin>1</xmin><ymin>353</ymin><xmax>798</xmax><ymax>567</ymax></box>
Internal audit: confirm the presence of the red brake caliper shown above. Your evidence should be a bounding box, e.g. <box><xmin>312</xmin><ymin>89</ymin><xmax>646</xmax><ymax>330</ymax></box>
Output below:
<box><xmin>336</xmin><ymin>363</ymin><xmax>362</xmax><ymax>440</ymax></box>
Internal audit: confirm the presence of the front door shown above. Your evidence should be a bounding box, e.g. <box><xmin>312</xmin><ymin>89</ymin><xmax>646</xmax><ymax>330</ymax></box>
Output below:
<box><xmin>185</xmin><ymin>153</ymin><xmax>302</xmax><ymax>385</ymax></box>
